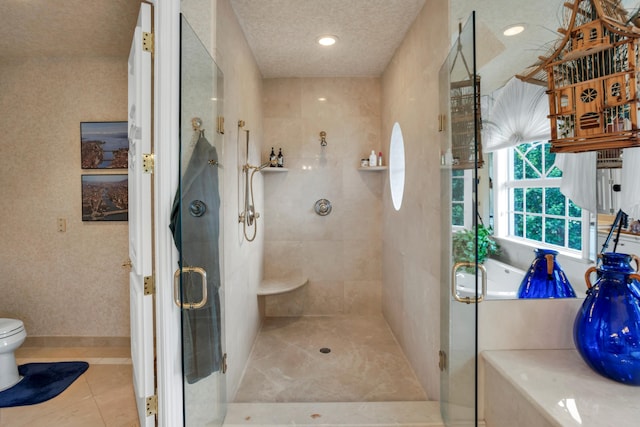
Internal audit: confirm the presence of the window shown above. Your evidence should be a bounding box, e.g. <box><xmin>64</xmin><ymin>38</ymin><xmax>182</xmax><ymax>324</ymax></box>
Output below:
<box><xmin>452</xmin><ymin>170</ymin><xmax>465</xmax><ymax>226</ymax></box>
<box><xmin>389</xmin><ymin>122</ymin><xmax>405</xmax><ymax>211</ymax></box>
<box><xmin>505</xmin><ymin>141</ymin><xmax>583</xmax><ymax>252</ymax></box>
<box><xmin>451</xmin><ymin>169</ymin><xmax>473</xmax><ymax>229</ymax></box>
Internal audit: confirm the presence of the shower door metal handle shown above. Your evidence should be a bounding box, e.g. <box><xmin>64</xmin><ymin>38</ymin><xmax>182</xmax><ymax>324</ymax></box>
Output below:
<box><xmin>173</xmin><ymin>267</ymin><xmax>208</xmax><ymax>309</ymax></box>
<box><xmin>451</xmin><ymin>262</ymin><xmax>487</xmax><ymax>304</ymax></box>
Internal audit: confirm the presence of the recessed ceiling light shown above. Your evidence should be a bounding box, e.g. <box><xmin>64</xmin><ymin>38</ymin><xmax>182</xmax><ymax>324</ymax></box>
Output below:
<box><xmin>318</xmin><ymin>97</ymin><xmax>327</xmax><ymax>102</ymax></box>
<box><xmin>317</xmin><ymin>35</ymin><xmax>337</xmax><ymax>46</ymax></box>
<box><xmin>503</xmin><ymin>24</ymin><xmax>525</xmax><ymax>37</ymax></box>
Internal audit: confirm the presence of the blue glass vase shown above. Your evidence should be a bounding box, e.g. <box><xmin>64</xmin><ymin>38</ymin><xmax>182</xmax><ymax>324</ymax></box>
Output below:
<box><xmin>573</xmin><ymin>252</ymin><xmax>640</xmax><ymax>385</ymax></box>
<box><xmin>517</xmin><ymin>249</ymin><xmax>576</xmax><ymax>298</ymax></box>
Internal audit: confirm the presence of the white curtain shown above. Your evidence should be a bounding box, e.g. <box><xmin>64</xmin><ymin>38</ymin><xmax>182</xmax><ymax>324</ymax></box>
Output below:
<box><xmin>555</xmin><ymin>152</ymin><xmax>597</xmax><ymax>214</ymax></box>
<box><xmin>621</xmin><ymin>147</ymin><xmax>640</xmax><ymax>219</ymax></box>
<box><xmin>483</xmin><ymin>77</ymin><xmax>550</xmax><ymax>152</ymax></box>
<box><xmin>483</xmin><ymin>76</ymin><xmax>598</xmax><ymax>214</ymax></box>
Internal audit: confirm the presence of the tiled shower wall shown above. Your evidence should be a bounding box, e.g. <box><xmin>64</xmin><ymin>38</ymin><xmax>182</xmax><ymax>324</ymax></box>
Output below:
<box><xmin>262</xmin><ymin>77</ymin><xmax>384</xmax><ymax>316</ymax></box>
<box><xmin>380</xmin><ymin>1</ymin><xmax>449</xmax><ymax>400</ymax></box>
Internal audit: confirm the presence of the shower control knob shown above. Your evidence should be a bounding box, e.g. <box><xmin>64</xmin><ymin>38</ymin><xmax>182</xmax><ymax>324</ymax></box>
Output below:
<box><xmin>314</xmin><ymin>199</ymin><xmax>332</xmax><ymax>216</ymax></box>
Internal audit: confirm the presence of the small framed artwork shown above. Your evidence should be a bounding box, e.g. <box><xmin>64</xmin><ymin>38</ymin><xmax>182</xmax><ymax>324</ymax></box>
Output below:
<box><xmin>81</xmin><ymin>175</ymin><xmax>129</xmax><ymax>221</ymax></box>
<box><xmin>81</xmin><ymin>121</ymin><xmax>128</xmax><ymax>169</ymax></box>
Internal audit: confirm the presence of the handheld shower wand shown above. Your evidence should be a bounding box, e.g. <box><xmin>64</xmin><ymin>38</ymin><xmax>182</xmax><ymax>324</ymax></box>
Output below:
<box><xmin>238</xmin><ymin>124</ymin><xmax>266</xmax><ymax>241</ymax></box>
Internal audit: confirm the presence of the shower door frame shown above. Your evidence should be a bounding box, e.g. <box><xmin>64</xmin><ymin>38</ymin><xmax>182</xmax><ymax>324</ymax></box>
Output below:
<box><xmin>148</xmin><ymin>0</ymin><xmax>185</xmax><ymax>426</ymax></box>
<box><xmin>439</xmin><ymin>11</ymin><xmax>481</xmax><ymax>427</ymax></box>
<box><xmin>176</xmin><ymin>14</ymin><xmax>227</xmax><ymax>427</ymax></box>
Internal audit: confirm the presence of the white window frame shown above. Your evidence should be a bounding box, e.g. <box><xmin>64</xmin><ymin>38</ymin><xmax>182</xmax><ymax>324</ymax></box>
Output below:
<box><xmin>452</xmin><ymin>168</ymin><xmax>474</xmax><ymax>231</ymax></box>
<box><xmin>493</xmin><ymin>145</ymin><xmax>592</xmax><ymax>260</ymax></box>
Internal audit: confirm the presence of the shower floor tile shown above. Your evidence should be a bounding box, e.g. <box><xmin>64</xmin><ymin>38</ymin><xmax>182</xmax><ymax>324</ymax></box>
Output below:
<box><xmin>234</xmin><ymin>315</ymin><xmax>427</xmax><ymax>403</ymax></box>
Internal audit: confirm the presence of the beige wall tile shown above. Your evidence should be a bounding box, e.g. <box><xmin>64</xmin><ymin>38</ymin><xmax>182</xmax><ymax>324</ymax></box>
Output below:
<box><xmin>344</xmin><ymin>280</ymin><xmax>382</xmax><ymax>314</ymax></box>
<box><xmin>262</xmin><ymin>77</ymin><xmax>383</xmax><ymax>316</ymax></box>
<box><xmin>381</xmin><ymin>1</ymin><xmax>449</xmax><ymax>400</ymax></box>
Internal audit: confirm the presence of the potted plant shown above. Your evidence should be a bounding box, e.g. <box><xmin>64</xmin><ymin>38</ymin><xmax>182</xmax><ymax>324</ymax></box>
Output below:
<box><xmin>452</xmin><ymin>224</ymin><xmax>500</xmax><ymax>267</ymax></box>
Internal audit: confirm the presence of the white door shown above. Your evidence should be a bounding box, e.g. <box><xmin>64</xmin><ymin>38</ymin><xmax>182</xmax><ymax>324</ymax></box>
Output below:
<box><xmin>128</xmin><ymin>3</ymin><xmax>154</xmax><ymax>427</ymax></box>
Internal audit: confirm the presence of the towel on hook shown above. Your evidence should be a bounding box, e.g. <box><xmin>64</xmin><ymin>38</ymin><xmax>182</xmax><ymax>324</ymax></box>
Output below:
<box><xmin>169</xmin><ymin>132</ymin><xmax>222</xmax><ymax>384</ymax></box>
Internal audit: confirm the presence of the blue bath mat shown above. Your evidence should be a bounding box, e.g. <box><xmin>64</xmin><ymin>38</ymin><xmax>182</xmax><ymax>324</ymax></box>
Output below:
<box><xmin>0</xmin><ymin>361</ymin><xmax>89</xmax><ymax>408</ymax></box>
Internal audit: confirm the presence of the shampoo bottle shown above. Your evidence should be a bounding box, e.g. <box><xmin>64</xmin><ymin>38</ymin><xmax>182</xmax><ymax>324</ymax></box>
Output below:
<box><xmin>277</xmin><ymin>148</ymin><xmax>284</xmax><ymax>167</ymax></box>
<box><xmin>369</xmin><ymin>150</ymin><xmax>377</xmax><ymax>167</ymax></box>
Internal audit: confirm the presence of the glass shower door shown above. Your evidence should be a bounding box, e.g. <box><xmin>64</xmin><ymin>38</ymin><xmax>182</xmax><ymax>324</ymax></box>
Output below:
<box><xmin>439</xmin><ymin>12</ymin><xmax>480</xmax><ymax>427</ymax></box>
<box><xmin>174</xmin><ymin>16</ymin><xmax>226</xmax><ymax>426</ymax></box>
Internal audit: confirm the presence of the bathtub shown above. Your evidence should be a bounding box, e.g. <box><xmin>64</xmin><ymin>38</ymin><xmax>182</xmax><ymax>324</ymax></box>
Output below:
<box><xmin>455</xmin><ymin>258</ymin><xmax>526</xmax><ymax>300</ymax></box>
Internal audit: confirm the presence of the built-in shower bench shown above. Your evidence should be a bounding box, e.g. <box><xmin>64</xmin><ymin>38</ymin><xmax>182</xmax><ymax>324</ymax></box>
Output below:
<box><xmin>482</xmin><ymin>349</ymin><xmax>640</xmax><ymax>426</ymax></box>
<box><xmin>257</xmin><ymin>277</ymin><xmax>309</xmax><ymax>296</ymax></box>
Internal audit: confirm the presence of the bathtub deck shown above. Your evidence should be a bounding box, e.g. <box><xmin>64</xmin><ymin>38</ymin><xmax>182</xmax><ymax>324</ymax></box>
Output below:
<box><xmin>483</xmin><ymin>349</ymin><xmax>640</xmax><ymax>426</ymax></box>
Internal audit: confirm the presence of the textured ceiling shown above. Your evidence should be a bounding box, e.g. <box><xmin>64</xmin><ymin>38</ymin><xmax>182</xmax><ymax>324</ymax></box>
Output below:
<box><xmin>230</xmin><ymin>0</ymin><xmax>427</xmax><ymax>77</ymax></box>
<box><xmin>0</xmin><ymin>0</ymin><xmax>139</xmax><ymax>58</ymax></box>
<box><xmin>4</xmin><ymin>0</ymin><xmax>639</xmax><ymax>95</ymax></box>
<box><xmin>229</xmin><ymin>0</ymin><xmax>568</xmax><ymax>89</ymax></box>
<box><xmin>231</xmin><ymin>0</ymin><xmax>640</xmax><ymax>91</ymax></box>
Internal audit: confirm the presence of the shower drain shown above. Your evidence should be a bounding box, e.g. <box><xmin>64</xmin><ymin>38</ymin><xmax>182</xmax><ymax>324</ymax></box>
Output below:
<box><xmin>319</xmin><ymin>347</ymin><xmax>331</xmax><ymax>354</ymax></box>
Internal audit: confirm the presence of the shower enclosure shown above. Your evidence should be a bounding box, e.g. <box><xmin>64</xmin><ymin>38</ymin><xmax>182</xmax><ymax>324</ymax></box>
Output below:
<box><xmin>175</xmin><ymin>16</ymin><xmax>227</xmax><ymax>426</ymax></box>
<box><xmin>439</xmin><ymin>12</ymin><xmax>481</xmax><ymax>426</ymax></box>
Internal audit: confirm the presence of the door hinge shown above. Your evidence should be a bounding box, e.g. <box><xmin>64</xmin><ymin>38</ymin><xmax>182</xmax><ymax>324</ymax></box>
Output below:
<box><xmin>142</xmin><ymin>32</ymin><xmax>154</xmax><ymax>54</ymax></box>
<box><xmin>144</xmin><ymin>275</ymin><xmax>155</xmax><ymax>296</ymax></box>
<box><xmin>142</xmin><ymin>153</ymin><xmax>154</xmax><ymax>174</ymax></box>
<box><xmin>146</xmin><ymin>394</ymin><xmax>158</xmax><ymax>416</ymax></box>
<box><xmin>438</xmin><ymin>114</ymin><xmax>446</xmax><ymax>132</ymax></box>
<box><xmin>222</xmin><ymin>353</ymin><xmax>228</xmax><ymax>374</ymax></box>
<box><xmin>217</xmin><ymin>116</ymin><xmax>225</xmax><ymax>134</ymax></box>
<box><xmin>439</xmin><ymin>350</ymin><xmax>447</xmax><ymax>372</ymax></box>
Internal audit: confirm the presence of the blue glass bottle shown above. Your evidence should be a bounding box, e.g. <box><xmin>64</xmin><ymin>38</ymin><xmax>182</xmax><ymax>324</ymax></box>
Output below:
<box><xmin>573</xmin><ymin>252</ymin><xmax>640</xmax><ymax>385</ymax></box>
<box><xmin>517</xmin><ymin>249</ymin><xmax>576</xmax><ymax>298</ymax></box>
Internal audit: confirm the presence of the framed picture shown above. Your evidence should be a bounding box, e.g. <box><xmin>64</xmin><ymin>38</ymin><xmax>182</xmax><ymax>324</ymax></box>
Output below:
<box><xmin>81</xmin><ymin>121</ymin><xmax>128</xmax><ymax>169</ymax></box>
<box><xmin>81</xmin><ymin>175</ymin><xmax>128</xmax><ymax>222</ymax></box>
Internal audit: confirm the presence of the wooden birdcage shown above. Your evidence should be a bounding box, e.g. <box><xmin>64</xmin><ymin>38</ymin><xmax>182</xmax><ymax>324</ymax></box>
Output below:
<box><xmin>518</xmin><ymin>0</ymin><xmax>640</xmax><ymax>155</ymax></box>
<box><xmin>597</xmin><ymin>147</ymin><xmax>623</xmax><ymax>168</ymax></box>
<box><xmin>450</xmin><ymin>77</ymin><xmax>484</xmax><ymax>169</ymax></box>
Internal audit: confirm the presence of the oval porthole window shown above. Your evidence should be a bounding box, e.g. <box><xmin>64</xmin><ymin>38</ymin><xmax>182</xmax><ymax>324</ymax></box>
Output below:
<box><xmin>389</xmin><ymin>122</ymin><xmax>405</xmax><ymax>211</ymax></box>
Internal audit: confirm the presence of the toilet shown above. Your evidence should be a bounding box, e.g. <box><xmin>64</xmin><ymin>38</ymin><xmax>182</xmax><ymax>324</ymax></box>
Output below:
<box><xmin>0</xmin><ymin>318</ymin><xmax>27</xmax><ymax>391</ymax></box>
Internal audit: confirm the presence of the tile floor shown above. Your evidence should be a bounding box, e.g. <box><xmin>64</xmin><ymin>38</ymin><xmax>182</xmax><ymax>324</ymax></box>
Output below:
<box><xmin>234</xmin><ymin>315</ymin><xmax>428</xmax><ymax>403</ymax></box>
<box><xmin>1</xmin><ymin>315</ymin><xmax>430</xmax><ymax>426</ymax></box>
<box><xmin>0</xmin><ymin>346</ymin><xmax>138</xmax><ymax>427</ymax></box>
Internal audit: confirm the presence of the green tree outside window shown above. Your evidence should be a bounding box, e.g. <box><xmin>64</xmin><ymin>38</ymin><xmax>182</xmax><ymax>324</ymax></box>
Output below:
<box><xmin>509</xmin><ymin>141</ymin><xmax>582</xmax><ymax>252</ymax></box>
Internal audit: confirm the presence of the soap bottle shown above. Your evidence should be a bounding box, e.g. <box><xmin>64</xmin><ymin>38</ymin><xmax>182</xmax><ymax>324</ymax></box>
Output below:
<box><xmin>269</xmin><ymin>147</ymin><xmax>277</xmax><ymax>167</ymax></box>
<box><xmin>378</xmin><ymin>151</ymin><xmax>383</xmax><ymax>166</ymax></box>
<box><xmin>277</xmin><ymin>148</ymin><xmax>284</xmax><ymax>168</ymax></box>
<box><xmin>369</xmin><ymin>150</ymin><xmax>377</xmax><ymax>167</ymax></box>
